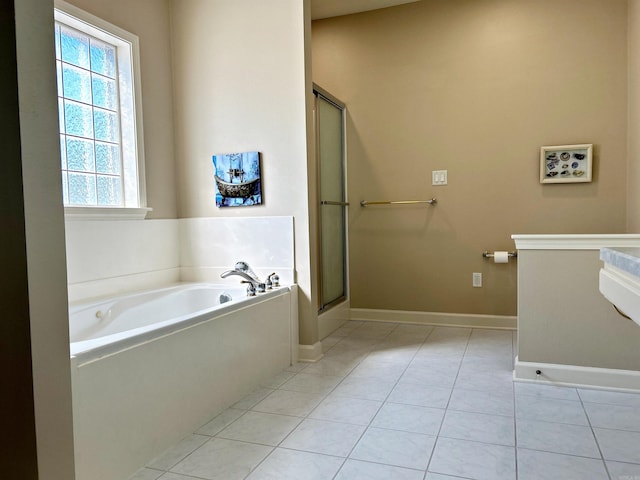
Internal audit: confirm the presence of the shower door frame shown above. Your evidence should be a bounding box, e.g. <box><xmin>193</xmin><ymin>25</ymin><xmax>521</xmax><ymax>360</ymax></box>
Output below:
<box><xmin>314</xmin><ymin>84</ymin><xmax>349</xmax><ymax>314</ymax></box>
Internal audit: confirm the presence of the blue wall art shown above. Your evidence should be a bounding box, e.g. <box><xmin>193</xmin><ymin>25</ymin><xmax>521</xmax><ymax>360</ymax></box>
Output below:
<box><xmin>212</xmin><ymin>151</ymin><xmax>262</xmax><ymax>207</ymax></box>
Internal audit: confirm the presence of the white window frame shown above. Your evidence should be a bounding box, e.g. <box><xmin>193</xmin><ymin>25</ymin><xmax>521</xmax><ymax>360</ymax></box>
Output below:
<box><xmin>54</xmin><ymin>0</ymin><xmax>150</xmax><ymax>220</ymax></box>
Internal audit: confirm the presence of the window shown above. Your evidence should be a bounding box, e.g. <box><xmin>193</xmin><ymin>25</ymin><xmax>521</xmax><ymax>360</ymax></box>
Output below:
<box><xmin>54</xmin><ymin>0</ymin><xmax>149</xmax><ymax>218</ymax></box>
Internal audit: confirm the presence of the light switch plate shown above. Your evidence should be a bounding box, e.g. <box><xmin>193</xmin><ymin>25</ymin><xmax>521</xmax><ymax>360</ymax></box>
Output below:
<box><xmin>432</xmin><ymin>170</ymin><xmax>448</xmax><ymax>185</ymax></box>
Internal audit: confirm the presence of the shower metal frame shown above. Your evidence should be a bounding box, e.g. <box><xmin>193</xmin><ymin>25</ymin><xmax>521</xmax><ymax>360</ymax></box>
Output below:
<box><xmin>314</xmin><ymin>84</ymin><xmax>348</xmax><ymax>314</ymax></box>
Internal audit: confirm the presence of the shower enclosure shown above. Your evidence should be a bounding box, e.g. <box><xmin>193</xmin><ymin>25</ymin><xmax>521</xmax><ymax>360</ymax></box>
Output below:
<box><xmin>314</xmin><ymin>85</ymin><xmax>348</xmax><ymax>313</ymax></box>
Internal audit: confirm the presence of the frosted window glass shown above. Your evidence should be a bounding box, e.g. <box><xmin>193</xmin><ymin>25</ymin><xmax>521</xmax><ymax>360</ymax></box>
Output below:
<box><xmin>90</xmin><ymin>40</ymin><xmax>116</xmax><ymax>78</ymax></box>
<box><xmin>94</xmin><ymin>108</ymin><xmax>119</xmax><ymax>142</ymax></box>
<box><xmin>62</xmin><ymin>63</ymin><xmax>92</xmax><ymax>104</ymax></box>
<box><xmin>95</xmin><ymin>142</ymin><xmax>120</xmax><ymax>174</ymax></box>
<box><xmin>55</xmin><ymin>7</ymin><xmax>144</xmax><ymax>210</ymax></box>
<box><xmin>55</xmin><ymin>24</ymin><xmax>61</xmax><ymax>59</ymax></box>
<box><xmin>66</xmin><ymin>138</ymin><xmax>95</xmax><ymax>172</ymax></box>
<box><xmin>64</xmin><ymin>100</ymin><xmax>93</xmax><ymax>138</ymax></box>
<box><xmin>68</xmin><ymin>172</ymin><xmax>96</xmax><ymax>205</ymax></box>
<box><xmin>91</xmin><ymin>75</ymin><xmax>117</xmax><ymax>110</ymax></box>
<box><xmin>56</xmin><ymin>61</ymin><xmax>63</xmax><ymax>97</ymax></box>
<box><xmin>60</xmin><ymin>26</ymin><xmax>90</xmax><ymax>69</ymax></box>
<box><xmin>97</xmin><ymin>175</ymin><xmax>122</xmax><ymax>206</ymax></box>
<box><xmin>61</xmin><ymin>172</ymin><xmax>69</xmax><ymax>205</ymax></box>
<box><xmin>58</xmin><ymin>98</ymin><xmax>65</xmax><ymax>134</ymax></box>
<box><xmin>60</xmin><ymin>135</ymin><xmax>67</xmax><ymax>170</ymax></box>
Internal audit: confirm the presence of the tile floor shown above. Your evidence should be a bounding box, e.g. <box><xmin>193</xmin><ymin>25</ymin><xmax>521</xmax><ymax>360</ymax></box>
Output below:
<box><xmin>130</xmin><ymin>321</ymin><xmax>640</xmax><ymax>480</ymax></box>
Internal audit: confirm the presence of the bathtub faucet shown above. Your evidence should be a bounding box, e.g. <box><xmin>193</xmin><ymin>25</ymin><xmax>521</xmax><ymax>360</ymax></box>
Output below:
<box><xmin>221</xmin><ymin>261</ymin><xmax>262</xmax><ymax>287</ymax></box>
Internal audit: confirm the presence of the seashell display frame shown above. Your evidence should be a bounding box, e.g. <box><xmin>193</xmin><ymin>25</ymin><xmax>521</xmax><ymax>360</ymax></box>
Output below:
<box><xmin>540</xmin><ymin>144</ymin><xmax>592</xmax><ymax>184</ymax></box>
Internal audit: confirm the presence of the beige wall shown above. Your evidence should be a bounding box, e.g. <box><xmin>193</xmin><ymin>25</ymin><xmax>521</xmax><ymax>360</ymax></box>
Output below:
<box><xmin>629</xmin><ymin>0</ymin><xmax>640</xmax><ymax>231</ymax></box>
<box><xmin>64</xmin><ymin>0</ymin><xmax>177</xmax><ymax>219</ymax></box>
<box><xmin>15</xmin><ymin>0</ymin><xmax>76</xmax><ymax>477</ymax></box>
<box><xmin>170</xmin><ymin>0</ymin><xmax>319</xmax><ymax>345</ymax></box>
<box><xmin>312</xmin><ymin>0</ymin><xmax>628</xmax><ymax>316</ymax></box>
<box><xmin>518</xmin><ymin>249</ymin><xmax>640</xmax><ymax>370</ymax></box>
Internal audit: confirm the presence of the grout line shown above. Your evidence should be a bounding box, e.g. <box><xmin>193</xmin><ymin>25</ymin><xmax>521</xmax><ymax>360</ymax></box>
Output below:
<box><xmin>330</xmin><ymin>322</ymin><xmax>408</xmax><ymax>479</ymax></box>
<box><xmin>575</xmin><ymin>386</ymin><xmax>612</xmax><ymax>480</ymax></box>
<box><xmin>157</xmin><ymin>469</ymin><xmax>214</xmax><ymax>480</ymax></box>
<box><xmin>424</xmin><ymin>326</ymin><xmax>473</xmax><ymax>476</ymax></box>
<box><xmin>155</xmin><ymin>323</ymin><xmax>569</xmax><ymax>480</ymax></box>
<box><xmin>249</xmin><ymin>321</ymin><xmax>402</xmax><ymax>479</ymax></box>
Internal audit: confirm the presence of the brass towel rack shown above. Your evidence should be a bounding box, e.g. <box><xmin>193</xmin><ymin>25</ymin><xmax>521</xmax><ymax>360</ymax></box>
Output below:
<box><xmin>360</xmin><ymin>198</ymin><xmax>437</xmax><ymax>207</ymax></box>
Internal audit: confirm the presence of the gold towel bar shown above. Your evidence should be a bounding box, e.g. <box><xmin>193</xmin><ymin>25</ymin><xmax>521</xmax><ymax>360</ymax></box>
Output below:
<box><xmin>360</xmin><ymin>198</ymin><xmax>437</xmax><ymax>207</ymax></box>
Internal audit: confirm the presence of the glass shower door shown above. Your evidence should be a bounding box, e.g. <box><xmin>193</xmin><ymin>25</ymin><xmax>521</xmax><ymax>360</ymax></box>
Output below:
<box><xmin>315</xmin><ymin>87</ymin><xmax>347</xmax><ymax>313</ymax></box>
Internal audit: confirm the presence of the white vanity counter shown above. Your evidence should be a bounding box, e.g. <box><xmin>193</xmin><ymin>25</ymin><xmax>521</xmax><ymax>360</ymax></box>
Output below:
<box><xmin>600</xmin><ymin>247</ymin><xmax>640</xmax><ymax>327</ymax></box>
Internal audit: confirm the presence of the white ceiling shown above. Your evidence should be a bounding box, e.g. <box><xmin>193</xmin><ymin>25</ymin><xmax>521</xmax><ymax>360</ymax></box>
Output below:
<box><xmin>311</xmin><ymin>0</ymin><xmax>421</xmax><ymax>20</ymax></box>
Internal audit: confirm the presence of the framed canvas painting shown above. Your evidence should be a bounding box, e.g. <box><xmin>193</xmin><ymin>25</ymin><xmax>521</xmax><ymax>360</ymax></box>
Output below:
<box><xmin>212</xmin><ymin>151</ymin><xmax>262</xmax><ymax>207</ymax></box>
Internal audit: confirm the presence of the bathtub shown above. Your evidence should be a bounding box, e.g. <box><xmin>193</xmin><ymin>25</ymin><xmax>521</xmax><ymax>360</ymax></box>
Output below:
<box><xmin>69</xmin><ymin>283</ymin><xmax>283</xmax><ymax>363</ymax></box>
<box><xmin>70</xmin><ymin>282</ymin><xmax>295</xmax><ymax>480</ymax></box>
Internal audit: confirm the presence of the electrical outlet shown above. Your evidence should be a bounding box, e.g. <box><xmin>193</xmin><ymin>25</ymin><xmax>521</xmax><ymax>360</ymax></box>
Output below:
<box><xmin>432</xmin><ymin>170</ymin><xmax>448</xmax><ymax>185</ymax></box>
<box><xmin>472</xmin><ymin>272</ymin><xmax>482</xmax><ymax>288</ymax></box>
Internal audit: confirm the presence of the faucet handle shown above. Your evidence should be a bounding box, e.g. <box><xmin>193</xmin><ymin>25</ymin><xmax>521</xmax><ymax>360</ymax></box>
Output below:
<box><xmin>241</xmin><ymin>281</ymin><xmax>256</xmax><ymax>296</ymax></box>
<box><xmin>268</xmin><ymin>273</ymin><xmax>280</xmax><ymax>287</ymax></box>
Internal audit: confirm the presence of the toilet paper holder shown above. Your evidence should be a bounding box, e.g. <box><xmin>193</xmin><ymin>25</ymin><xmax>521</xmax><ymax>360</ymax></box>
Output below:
<box><xmin>482</xmin><ymin>251</ymin><xmax>518</xmax><ymax>259</ymax></box>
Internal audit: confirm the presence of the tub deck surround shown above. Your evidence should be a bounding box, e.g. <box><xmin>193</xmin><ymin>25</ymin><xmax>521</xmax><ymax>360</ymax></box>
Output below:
<box><xmin>178</xmin><ymin>216</ymin><xmax>295</xmax><ymax>287</ymax></box>
<box><xmin>69</xmin><ymin>283</ymin><xmax>289</xmax><ymax>364</ymax></box>
<box><xmin>70</xmin><ymin>283</ymin><xmax>294</xmax><ymax>480</ymax></box>
<box><xmin>65</xmin><ymin>219</ymin><xmax>181</xmax><ymax>302</ymax></box>
<box><xmin>512</xmin><ymin>234</ymin><xmax>640</xmax><ymax>391</ymax></box>
<box><xmin>64</xmin><ymin>216</ymin><xmax>296</xmax><ymax>302</ymax></box>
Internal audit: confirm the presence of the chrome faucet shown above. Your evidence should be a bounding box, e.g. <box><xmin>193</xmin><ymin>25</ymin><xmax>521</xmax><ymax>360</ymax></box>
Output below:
<box><xmin>220</xmin><ymin>261</ymin><xmax>261</xmax><ymax>287</ymax></box>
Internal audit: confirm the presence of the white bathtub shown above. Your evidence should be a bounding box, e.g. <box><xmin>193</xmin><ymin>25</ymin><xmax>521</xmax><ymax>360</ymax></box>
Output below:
<box><xmin>69</xmin><ymin>283</ymin><xmax>282</xmax><ymax>363</ymax></box>
<box><xmin>70</xmin><ymin>282</ymin><xmax>295</xmax><ymax>480</ymax></box>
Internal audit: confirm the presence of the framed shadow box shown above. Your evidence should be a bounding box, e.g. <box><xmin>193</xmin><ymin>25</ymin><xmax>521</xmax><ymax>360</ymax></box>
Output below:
<box><xmin>540</xmin><ymin>144</ymin><xmax>592</xmax><ymax>184</ymax></box>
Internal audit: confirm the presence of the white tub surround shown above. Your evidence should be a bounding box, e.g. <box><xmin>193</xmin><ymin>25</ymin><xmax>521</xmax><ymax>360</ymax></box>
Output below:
<box><xmin>71</xmin><ymin>284</ymin><xmax>293</xmax><ymax>480</ymax></box>
<box><xmin>65</xmin><ymin>219</ymin><xmax>181</xmax><ymax>302</ymax></box>
<box><xmin>66</xmin><ymin>215</ymin><xmax>300</xmax><ymax>479</ymax></box>
<box><xmin>179</xmin><ymin>216</ymin><xmax>295</xmax><ymax>286</ymax></box>
<box><xmin>69</xmin><ymin>283</ymin><xmax>283</xmax><ymax>363</ymax></box>
<box><xmin>65</xmin><ymin>216</ymin><xmax>295</xmax><ymax>303</ymax></box>
<box><xmin>512</xmin><ymin>234</ymin><xmax>640</xmax><ymax>391</ymax></box>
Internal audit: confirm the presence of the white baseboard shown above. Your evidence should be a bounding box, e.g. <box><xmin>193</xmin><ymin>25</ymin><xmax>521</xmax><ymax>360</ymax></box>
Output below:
<box><xmin>297</xmin><ymin>342</ymin><xmax>323</xmax><ymax>363</ymax></box>
<box><xmin>350</xmin><ymin>308</ymin><xmax>516</xmax><ymax>330</ymax></box>
<box><xmin>319</xmin><ymin>300</ymin><xmax>351</xmax><ymax>339</ymax></box>
<box><xmin>514</xmin><ymin>356</ymin><xmax>640</xmax><ymax>392</ymax></box>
